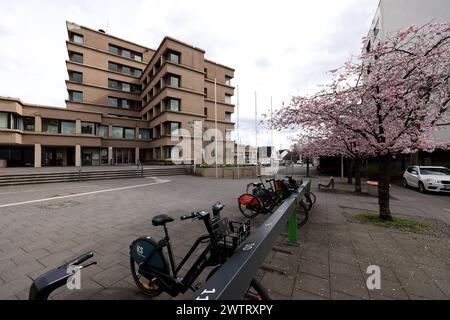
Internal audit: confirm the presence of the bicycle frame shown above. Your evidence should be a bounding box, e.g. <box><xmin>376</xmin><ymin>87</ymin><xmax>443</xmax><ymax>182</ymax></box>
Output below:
<box><xmin>137</xmin><ymin>213</ymin><xmax>228</xmax><ymax>297</ymax></box>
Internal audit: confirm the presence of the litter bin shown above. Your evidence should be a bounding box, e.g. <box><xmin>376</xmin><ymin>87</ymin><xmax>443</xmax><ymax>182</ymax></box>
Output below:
<box><xmin>366</xmin><ymin>181</ymin><xmax>378</xmax><ymax>196</ymax></box>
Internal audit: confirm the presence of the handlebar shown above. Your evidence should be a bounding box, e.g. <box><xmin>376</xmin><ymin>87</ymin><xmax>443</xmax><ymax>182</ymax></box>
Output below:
<box><xmin>181</xmin><ymin>212</ymin><xmax>197</xmax><ymax>220</ymax></box>
<box><xmin>67</xmin><ymin>251</ymin><xmax>94</xmax><ymax>266</ymax></box>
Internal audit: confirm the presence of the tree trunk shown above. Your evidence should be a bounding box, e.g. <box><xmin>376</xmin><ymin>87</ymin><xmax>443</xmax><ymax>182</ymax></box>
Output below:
<box><xmin>378</xmin><ymin>155</ymin><xmax>392</xmax><ymax>221</ymax></box>
<box><xmin>306</xmin><ymin>157</ymin><xmax>310</xmax><ymax>177</ymax></box>
<box><xmin>354</xmin><ymin>158</ymin><xmax>362</xmax><ymax>193</ymax></box>
<box><xmin>347</xmin><ymin>159</ymin><xmax>353</xmax><ymax>184</ymax></box>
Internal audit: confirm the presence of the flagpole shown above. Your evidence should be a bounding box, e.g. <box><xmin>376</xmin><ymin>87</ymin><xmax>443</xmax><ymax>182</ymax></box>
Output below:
<box><xmin>255</xmin><ymin>91</ymin><xmax>258</xmax><ymax>166</ymax></box>
<box><xmin>237</xmin><ymin>85</ymin><xmax>240</xmax><ymax>179</ymax></box>
<box><xmin>215</xmin><ymin>78</ymin><xmax>218</xmax><ymax>179</ymax></box>
<box><xmin>270</xmin><ymin>97</ymin><xmax>273</xmax><ymax>174</ymax></box>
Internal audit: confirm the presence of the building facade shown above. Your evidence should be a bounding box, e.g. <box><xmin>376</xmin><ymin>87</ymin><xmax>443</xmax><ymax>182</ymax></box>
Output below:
<box><xmin>366</xmin><ymin>0</ymin><xmax>450</xmax><ymax>151</ymax></box>
<box><xmin>0</xmin><ymin>22</ymin><xmax>235</xmax><ymax>167</ymax></box>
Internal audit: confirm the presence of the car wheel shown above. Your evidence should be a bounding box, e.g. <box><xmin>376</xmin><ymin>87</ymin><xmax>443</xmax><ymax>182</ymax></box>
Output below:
<box><xmin>403</xmin><ymin>178</ymin><xmax>408</xmax><ymax>188</ymax></box>
<box><xmin>418</xmin><ymin>181</ymin><xmax>426</xmax><ymax>193</ymax></box>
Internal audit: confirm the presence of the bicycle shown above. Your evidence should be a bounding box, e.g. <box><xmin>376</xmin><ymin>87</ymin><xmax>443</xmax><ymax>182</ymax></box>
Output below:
<box><xmin>239</xmin><ymin>177</ymin><xmax>282</xmax><ymax>218</ymax></box>
<box><xmin>129</xmin><ymin>202</ymin><xmax>270</xmax><ymax>300</ymax></box>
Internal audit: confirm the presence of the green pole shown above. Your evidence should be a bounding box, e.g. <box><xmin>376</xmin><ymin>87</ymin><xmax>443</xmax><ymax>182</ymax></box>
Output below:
<box><xmin>286</xmin><ymin>195</ymin><xmax>300</xmax><ymax>246</ymax></box>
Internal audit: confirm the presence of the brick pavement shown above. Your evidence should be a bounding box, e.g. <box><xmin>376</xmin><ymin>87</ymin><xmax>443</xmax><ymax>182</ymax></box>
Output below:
<box><xmin>0</xmin><ymin>175</ymin><xmax>448</xmax><ymax>300</ymax></box>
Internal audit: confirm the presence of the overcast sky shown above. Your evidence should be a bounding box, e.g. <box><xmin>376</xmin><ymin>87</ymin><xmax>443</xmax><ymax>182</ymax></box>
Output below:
<box><xmin>0</xmin><ymin>0</ymin><xmax>379</xmax><ymax>148</ymax></box>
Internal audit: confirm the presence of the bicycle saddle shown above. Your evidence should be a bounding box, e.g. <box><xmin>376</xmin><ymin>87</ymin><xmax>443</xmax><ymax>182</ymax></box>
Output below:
<box><xmin>265</xmin><ymin>178</ymin><xmax>275</xmax><ymax>183</ymax></box>
<box><xmin>253</xmin><ymin>182</ymin><xmax>263</xmax><ymax>186</ymax></box>
<box><xmin>152</xmin><ymin>214</ymin><xmax>174</xmax><ymax>226</ymax></box>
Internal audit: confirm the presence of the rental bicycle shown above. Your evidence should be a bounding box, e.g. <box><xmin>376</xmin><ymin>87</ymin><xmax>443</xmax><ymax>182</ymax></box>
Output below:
<box><xmin>129</xmin><ymin>202</ymin><xmax>270</xmax><ymax>300</ymax></box>
<box><xmin>239</xmin><ymin>176</ymin><xmax>297</xmax><ymax>218</ymax></box>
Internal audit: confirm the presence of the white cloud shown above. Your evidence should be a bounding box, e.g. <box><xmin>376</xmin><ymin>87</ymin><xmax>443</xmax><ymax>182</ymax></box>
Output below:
<box><xmin>0</xmin><ymin>0</ymin><xmax>379</xmax><ymax>147</ymax></box>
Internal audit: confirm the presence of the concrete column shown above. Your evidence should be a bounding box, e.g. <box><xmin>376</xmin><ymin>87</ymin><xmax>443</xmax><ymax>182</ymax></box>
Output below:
<box><xmin>135</xmin><ymin>127</ymin><xmax>140</xmax><ymax>139</ymax></box>
<box><xmin>135</xmin><ymin>147</ymin><xmax>140</xmax><ymax>164</ymax></box>
<box><xmin>108</xmin><ymin>147</ymin><xmax>113</xmax><ymax>165</ymax></box>
<box><xmin>108</xmin><ymin>125</ymin><xmax>113</xmax><ymax>137</ymax></box>
<box><xmin>34</xmin><ymin>144</ymin><xmax>41</xmax><ymax>168</ymax></box>
<box><xmin>35</xmin><ymin>115</ymin><xmax>42</xmax><ymax>133</ymax></box>
<box><xmin>75</xmin><ymin>145</ymin><xmax>81</xmax><ymax>167</ymax></box>
<box><xmin>75</xmin><ymin>119</ymin><xmax>81</xmax><ymax>134</ymax></box>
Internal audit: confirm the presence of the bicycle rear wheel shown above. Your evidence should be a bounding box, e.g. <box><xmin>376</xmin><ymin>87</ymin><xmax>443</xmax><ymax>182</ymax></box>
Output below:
<box><xmin>238</xmin><ymin>194</ymin><xmax>262</xmax><ymax>218</ymax></box>
<box><xmin>297</xmin><ymin>200</ymin><xmax>310</xmax><ymax>227</ymax></box>
<box><xmin>130</xmin><ymin>257</ymin><xmax>163</xmax><ymax>297</ymax></box>
<box><xmin>308</xmin><ymin>191</ymin><xmax>317</xmax><ymax>205</ymax></box>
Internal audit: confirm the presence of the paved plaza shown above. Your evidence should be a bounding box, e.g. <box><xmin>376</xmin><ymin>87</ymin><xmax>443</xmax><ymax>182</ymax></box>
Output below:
<box><xmin>0</xmin><ymin>173</ymin><xmax>449</xmax><ymax>300</ymax></box>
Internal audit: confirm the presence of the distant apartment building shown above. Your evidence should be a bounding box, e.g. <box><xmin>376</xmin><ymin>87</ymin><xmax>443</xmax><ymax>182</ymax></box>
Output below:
<box><xmin>0</xmin><ymin>22</ymin><xmax>235</xmax><ymax>167</ymax></box>
<box><xmin>366</xmin><ymin>0</ymin><xmax>450</xmax><ymax>166</ymax></box>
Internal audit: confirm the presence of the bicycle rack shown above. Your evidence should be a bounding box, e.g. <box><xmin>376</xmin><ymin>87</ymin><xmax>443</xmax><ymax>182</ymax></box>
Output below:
<box><xmin>193</xmin><ymin>180</ymin><xmax>311</xmax><ymax>300</ymax></box>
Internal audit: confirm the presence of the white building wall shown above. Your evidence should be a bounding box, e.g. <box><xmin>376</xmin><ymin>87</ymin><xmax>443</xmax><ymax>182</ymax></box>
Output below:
<box><xmin>368</xmin><ymin>0</ymin><xmax>450</xmax><ymax>144</ymax></box>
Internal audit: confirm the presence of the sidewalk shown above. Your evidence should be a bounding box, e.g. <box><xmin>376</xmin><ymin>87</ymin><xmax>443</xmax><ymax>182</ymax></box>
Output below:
<box><xmin>259</xmin><ymin>178</ymin><xmax>450</xmax><ymax>300</ymax></box>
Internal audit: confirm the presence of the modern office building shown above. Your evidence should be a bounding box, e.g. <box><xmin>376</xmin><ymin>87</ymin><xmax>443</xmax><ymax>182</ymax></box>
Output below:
<box><xmin>366</xmin><ymin>0</ymin><xmax>450</xmax><ymax>166</ymax></box>
<box><xmin>0</xmin><ymin>21</ymin><xmax>235</xmax><ymax>167</ymax></box>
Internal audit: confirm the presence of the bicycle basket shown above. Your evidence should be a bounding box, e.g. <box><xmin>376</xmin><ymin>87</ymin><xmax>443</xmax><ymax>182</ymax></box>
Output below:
<box><xmin>212</xmin><ymin>218</ymin><xmax>251</xmax><ymax>252</ymax></box>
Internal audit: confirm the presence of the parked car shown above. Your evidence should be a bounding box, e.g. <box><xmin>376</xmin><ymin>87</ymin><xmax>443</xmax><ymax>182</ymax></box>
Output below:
<box><xmin>403</xmin><ymin>166</ymin><xmax>450</xmax><ymax>193</ymax></box>
<box><xmin>296</xmin><ymin>160</ymin><xmax>303</xmax><ymax>165</ymax></box>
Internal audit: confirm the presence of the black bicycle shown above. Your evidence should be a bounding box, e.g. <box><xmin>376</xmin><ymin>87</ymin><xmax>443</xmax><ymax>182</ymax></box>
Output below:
<box><xmin>129</xmin><ymin>202</ymin><xmax>270</xmax><ymax>300</ymax></box>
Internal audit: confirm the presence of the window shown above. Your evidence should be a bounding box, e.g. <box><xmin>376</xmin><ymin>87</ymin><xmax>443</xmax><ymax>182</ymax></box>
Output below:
<box><xmin>122</xmin><ymin>49</ymin><xmax>131</xmax><ymax>59</ymax></box>
<box><xmin>204</xmin><ymin>88</ymin><xmax>208</xmax><ymax>97</ymax></box>
<box><xmin>108</xmin><ymin>44</ymin><xmax>119</xmax><ymax>55</ymax></box>
<box><xmin>166</xmin><ymin>51</ymin><xmax>180</xmax><ymax>64</ymax></box>
<box><xmin>204</xmin><ymin>68</ymin><xmax>207</xmax><ymax>78</ymax></box>
<box><xmin>108</xmin><ymin>79</ymin><xmax>119</xmax><ymax>90</ymax></box>
<box><xmin>71</xmin><ymin>33</ymin><xmax>84</xmax><ymax>45</ymax></box>
<box><xmin>225</xmin><ymin>76</ymin><xmax>232</xmax><ymax>86</ymax></box>
<box><xmin>108</xmin><ymin>62</ymin><xmax>119</xmax><ymax>72</ymax></box>
<box><xmin>108</xmin><ymin>96</ymin><xmax>118</xmax><ymax>107</ymax></box>
<box><xmin>134</xmin><ymin>54</ymin><xmax>142</xmax><ymax>62</ymax></box>
<box><xmin>69</xmin><ymin>71</ymin><xmax>83</xmax><ymax>83</ymax></box>
<box><xmin>139</xmin><ymin>129</ymin><xmax>151</xmax><ymax>139</ymax></box>
<box><xmin>225</xmin><ymin>112</ymin><xmax>232</xmax><ymax>122</ymax></box>
<box><xmin>61</xmin><ymin>121</ymin><xmax>76</xmax><ymax>134</ymax></box>
<box><xmin>69</xmin><ymin>91</ymin><xmax>83</xmax><ymax>102</ymax></box>
<box><xmin>124</xmin><ymin>128</ymin><xmax>135</xmax><ymax>139</ymax></box>
<box><xmin>42</xmin><ymin>119</ymin><xmax>59</xmax><ymax>134</ymax></box>
<box><xmin>97</xmin><ymin>125</ymin><xmax>108</xmax><ymax>137</ymax></box>
<box><xmin>166</xmin><ymin>98</ymin><xmax>180</xmax><ymax>111</ymax></box>
<box><xmin>112</xmin><ymin>126</ymin><xmax>124</xmax><ymax>138</ymax></box>
<box><xmin>0</xmin><ymin>112</ymin><xmax>8</xmax><ymax>128</ymax></box>
<box><xmin>165</xmin><ymin>122</ymin><xmax>180</xmax><ymax>135</ymax></box>
<box><xmin>204</xmin><ymin>107</ymin><xmax>208</xmax><ymax>116</ymax></box>
<box><xmin>134</xmin><ymin>69</ymin><xmax>142</xmax><ymax>77</ymax></box>
<box><xmin>69</xmin><ymin>51</ymin><xmax>83</xmax><ymax>63</ymax></box>
<box><xmin>225</xmin><ymin>129</ymin><xmax>232</xmax><ymax>140</ymax></box>
<box><xmin>225</xmin><ymin>94</ymin><xmax>232</xmax><ymax>104</ymax></box>
<box><xmin>164</xmin><ymin>146</ymin><xmax>172</xmax><ymax>159</ymax></box>
<box><xmin>166</xmin><ymin>74</ymin><xmax>180</xmax><ymax>87</ymax></box>
<box><xmin>122</xmin><ymin>83</ymin><xmax>131</xmax><ymax>92</ymax></box>
<box><xmin>122</xmin><ymin>66</ymin><xmax>131</xmax><ymax>75</ymax></box>
<box><xmin>81</xmin><ymin>122</ymin><xmax>95</xmax><ymax>135</ymax></box>
<box><xmin>22</xmin><ymin>117</ymin><xmax>35</xmax><ymax>131</ymax></box>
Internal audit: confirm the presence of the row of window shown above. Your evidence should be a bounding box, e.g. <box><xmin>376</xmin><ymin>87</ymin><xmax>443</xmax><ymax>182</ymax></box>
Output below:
<box><xmin>142</xmin><ymin>50</ymin><xmax>181</xmax><ymax>87</ymax></box>
<box><xmin>107</xmin><ymin>97</ymin><xmax>141</xmax><ymax>110</ymax></box>
<box><xmin>108</xmin><ymin>62</ymin><xmax>142</xmax><ymax>78</ymax></box>
<box><xmin>108</xmin><ymin>79</ymin><xmax>141</xmax><ymax>93</ymax></box>
<box><xmin>108</xmin><ymin>44</ymin><xmax>142</xmax><ymax>62</ymax></box>
<box><xmin>0</xmin><ymin>112</ymin><xmax>35</xmax><ymax>131</ymax></box>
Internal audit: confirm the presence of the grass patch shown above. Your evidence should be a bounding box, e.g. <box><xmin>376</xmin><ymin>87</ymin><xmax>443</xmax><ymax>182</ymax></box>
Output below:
<box><xmin>354</xmin><ymin>212</ymin><xmax>431</xmax><ymax>233</ymax></box>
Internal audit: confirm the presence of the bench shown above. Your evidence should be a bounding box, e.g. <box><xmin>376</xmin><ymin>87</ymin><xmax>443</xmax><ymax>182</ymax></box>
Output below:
<box><xmin>318</xmin><ymin>176</ymin><xmax>335</xmax><ymax>190</ymax></box>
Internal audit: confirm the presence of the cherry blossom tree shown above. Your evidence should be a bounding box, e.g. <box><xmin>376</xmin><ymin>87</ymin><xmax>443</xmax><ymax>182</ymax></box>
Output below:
<box><xmin>271</xmin><ymin>23</ymin><xmax>450</xmax><ymax>220</ymax></box>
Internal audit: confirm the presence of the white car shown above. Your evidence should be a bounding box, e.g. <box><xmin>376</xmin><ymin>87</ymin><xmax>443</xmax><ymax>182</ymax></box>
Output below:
<box><xmin>403</xmin><ymin>166</ymin><xmax>450</xmax><ymax>193</ymax></box>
